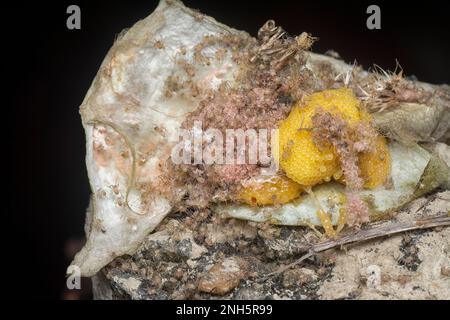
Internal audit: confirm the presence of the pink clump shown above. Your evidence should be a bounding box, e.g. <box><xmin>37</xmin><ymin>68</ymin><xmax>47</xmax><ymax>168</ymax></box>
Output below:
<box><xmin>345</xmin><ymin>192</ymin><xmax>370</xmax><ymax>226</ymax></box>
<box><xmin>311</xmin><ymin>110</ymin><xmax>363</xmax><ymax>190</ymax></box>
<box><xmin>214</xmin><ymin>164</ymin><xmax>259</xmax><ymax>185</ymax></box>
<box><xmin>311</xmin><ymin>110</ymin><xmax>374</xmax><ymax>226</ymax></box>
<box><xmin>353</xmin><ymin>122</ymin><xmax>378</xmax><ymax>153</ymax></box>
<box><xmin>340</xmin><ymin>152</ymin><xmax>364</xmax><ymax>190</ymax></box>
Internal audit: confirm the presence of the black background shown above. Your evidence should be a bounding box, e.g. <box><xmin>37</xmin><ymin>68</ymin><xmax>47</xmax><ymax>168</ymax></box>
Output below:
<box><xmin>8</xmin><ymin>0</ymin><xmax>450</xmax><ymax>299</ymax></box>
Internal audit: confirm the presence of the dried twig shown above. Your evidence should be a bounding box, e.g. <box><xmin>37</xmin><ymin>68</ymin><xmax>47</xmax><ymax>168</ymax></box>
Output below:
<box><xmin>265</xmin><ymin>214</ymin><xmax>450</xmax><ymax>278</ymax></box>
<box><xmin>250</xmin><ymin>20</ymin><xmax>316</xmax><ymax>70</ymax></box>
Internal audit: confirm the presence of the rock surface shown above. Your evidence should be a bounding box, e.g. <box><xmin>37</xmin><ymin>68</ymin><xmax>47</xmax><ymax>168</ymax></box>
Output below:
<box><xmin>94</xmin><ymin>191</ymin><xmax>450</xmax><ymax>300</ymax></box>
<box><xmin>198</xmin><ymin>257</ymin><xmax>248</xmax><ymax>295</ymax></box>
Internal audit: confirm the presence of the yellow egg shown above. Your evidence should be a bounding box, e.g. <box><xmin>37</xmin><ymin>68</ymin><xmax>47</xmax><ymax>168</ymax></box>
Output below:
<box><xmin>278</xmin><ymin>88</ymin><xmax>362</xmax><ymax>186</ymax></box>
<box><xmin>237</xmin><ymin>175</ymin><xmax>302</xmax><ymax>206</ymax></box>
<box><xmin>359</xmin><ymin>136</ymin><xmax>391</xmax><ymax>189</ymax></box>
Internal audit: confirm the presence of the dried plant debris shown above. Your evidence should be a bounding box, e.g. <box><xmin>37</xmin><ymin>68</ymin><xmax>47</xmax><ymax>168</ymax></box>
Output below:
<box><xmin>373</xmin><ymin>102</ymin><xmax>449</xmax><ymax>144</ymax></box>
<box><xmin>71</xmin><ymin>0</ymin><xmax>449</xmax><ymax>300</ymax></box>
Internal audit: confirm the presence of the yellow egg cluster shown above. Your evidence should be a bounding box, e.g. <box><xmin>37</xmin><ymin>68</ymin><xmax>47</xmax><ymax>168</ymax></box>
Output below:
<box><xmin>278</xmin><ymin>88</ymin><xmax>362</xmax><ymax>186</ymax></box>
<box><xmin>237</xmin><ymin>175</ymin><xmax>302</xmax><ymax>206</ymax></box>
<box><xmin>359</xmin><ymin>136</ymin><xmax>391</xmax><ymax>189</ymax></box>
<box><xmin>238</xmin><ymin>88</ymin><xmax>391</xmax><ymax>211</ymax></box>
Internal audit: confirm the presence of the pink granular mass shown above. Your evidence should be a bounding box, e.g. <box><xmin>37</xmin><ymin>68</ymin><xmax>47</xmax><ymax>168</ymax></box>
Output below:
<box><xmin>214</xmin><ymin>164</ymin><xmax>259</xmax><ymax>185</ymax></box>
<box><xmin>182</xmin><ymin>71</ymin><xmax>293</xmax><ymax>187</ymax></box>
<box><xmin>312</xmin><ymin>109</ymin><xmax>378</xmax><ymax>226</ymax></box>
<box><xmin>345</xmin><ymin>192</ymin><xmax>370</xmax><ymax>226</ymax></box>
